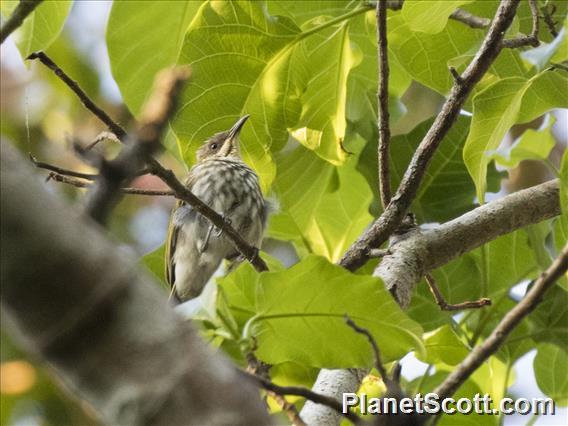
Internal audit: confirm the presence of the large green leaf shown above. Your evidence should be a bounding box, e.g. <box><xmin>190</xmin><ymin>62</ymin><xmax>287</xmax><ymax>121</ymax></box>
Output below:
<box><xmin>290</xmin><ymin>22</ymin><xmax>360</xmax><ymax>164</ymax></box>
<box><xmin>464</xmin><ymin>70</ymin><xmax>568</xmax><ymax>203</ymax></box>
<box><xmin>3</xmin><ymin>0</ymin><xmax>72</xmax><ymax>59</ymax></box>
<box><xmin>270</xmin><ymin>137</ymin><xmax>372</xmax><ymax>262</ymax></box>
<box><xmin>417</xmin><ymin>325</ymin><xmax>469</xmax><ymax>366</ymax></box>
<box><xmin>528</xmin><ymin>285</ymin><xmax>568</xmax><ymax>348</ymax></box>
<box><xmin>491</xmin><ymin>115</ymin><xmax>556</xmax><ymax>169</ymax></box>
<box><xmin>534</xmin><ymin>343</ymin><xmax>568</xmax><ymax>405</ymax></box>
<box><xmin>401</xmin><ymin>0</ymin><xmax>473</xmax><ymax>34</ymax></box>
<box><xmin>107</xmin><ymin>1</ymin><xmax>201</xmax><ymax>116</ymax></box>
<box><xmin>220</xmin><ymin>255</ymin><xmax>424</xmax><ymax>368</ymax></box>
<box><xmin>390</xmin><ymin>115</ymin><xmax>501</xmax><ymax>223</ymax></box>
<box><xmin>463</xmin><ymin>77</ymin><xmax>527</xmax><ymax>203</ymax></box>
<box><xmin>388</xmin><ymin>15</ymin><xmax>483</xmax><ymax>95</ymax></box>
<box><xmin>560</xmin><ymin>149</ymin><xmax>568</xmax><ymax>216</ymax></box>
<box><xmin>173</xmin><ymin>0</ymin><xmax>302</xmax><ymax>189</ymax></box>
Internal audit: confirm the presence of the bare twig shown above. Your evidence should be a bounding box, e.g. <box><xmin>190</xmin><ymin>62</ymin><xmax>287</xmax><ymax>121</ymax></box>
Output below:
<box><xmin>27</xmin><ymin>52</ymin><xmax>127</xmax><ymax>140</ymax></box>
<box><xmin>0</xmin><ymin>0</ymin><xmax>43</xmax><ymax>44</ymax></box>
<box><xmin>46</xmin><ymin>172</ymin><xmax>174</xmax><ymax>196</ymax></box>
<box><xmin>449</xmin><ymin>8</ymin><xmax>490</xmax><ymax>29</ymax></box>
<box><xmin>339</xmin><ymin>0</ymin><xmax>522</xmax><ymax>272</ymax></box>
<box><xmin>28</xmin><ymin>51</ymin><xmax>269</xmax><ymax>273</ymax></box>
<box><xmin>424</xmin><ymin>274</ymin><xmax>491</xmax><ymax>311</ymax></box>
<box><xmin>433</xmin><ymin>245</ymin><xmax>568</xmax><ymax>400</ymax></box>
<box><xmin>541</xmin><ymin>3</ymin><xmax>558</xmax><ymax>38</ymax></box>
<box><xmin>448</xmin><ymin>66</ymin><xmax>463</xmax><ymax>84</ymax></box>
<box><xmin>376</xmin><ymin>0</ymin><xmax>391</xmax><ymax>208</ymax></box>
<box><xmin>246</xmin><ymin>349</ymin><xmax>305</xmax><ymax>426</ymax></box>
<box><xmin>30</xmin><ymin>154</ymin><xmax>98</xmax><ymax>180</ymax></box>
<box><xmin>240</xmin><ymin>370</ymin><xmax>366</xmax><ymax>426</ymax></box>
<box><xmin>502</xmin><ymin>0</ymin><xmax>540</xmax><ymax>48</ymax></box>
<box><xmin>344</xmin><ymin>315</ymin><xmax>390</xmax><ymax>385</ymax></box>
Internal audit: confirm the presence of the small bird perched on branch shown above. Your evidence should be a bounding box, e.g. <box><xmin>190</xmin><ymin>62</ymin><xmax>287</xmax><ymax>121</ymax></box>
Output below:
<box><xmin>165</xmin><ymin>115</ymin><xmax>267</xmax><ymax>302</ymax></box>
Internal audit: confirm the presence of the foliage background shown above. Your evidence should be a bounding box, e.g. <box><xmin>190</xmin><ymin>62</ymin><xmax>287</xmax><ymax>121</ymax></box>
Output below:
<box><xmin>1</xmin><ymin>1</ymin><xmax>567</xmax><ymax>425</ymax></box>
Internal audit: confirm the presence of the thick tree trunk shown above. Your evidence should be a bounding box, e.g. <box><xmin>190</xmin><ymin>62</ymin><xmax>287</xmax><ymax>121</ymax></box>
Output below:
<box><xmin>0</xmin><ymin>142</ymin><xmax>270</xmax><ymax>425</ymax></box>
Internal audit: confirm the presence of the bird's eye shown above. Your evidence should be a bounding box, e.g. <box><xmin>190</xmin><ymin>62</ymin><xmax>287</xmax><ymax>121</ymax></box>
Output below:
<box><xmin>210</xmin><ymin>143</ymin><xmax>218</xmax><ymax>150</ymax></box>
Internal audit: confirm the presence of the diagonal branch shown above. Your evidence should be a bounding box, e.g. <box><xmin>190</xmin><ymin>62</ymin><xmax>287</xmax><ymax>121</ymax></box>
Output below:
<box><xmin>27</xmin><ymin>52</ymin><xmax>128</xmax><ymax>140</ymax></box>
<box><xmin>0</xmin><ymin>0</ymin><xmax>43</xmax><ymax>44</ymax></box>
<box><xmin>433</xmin><ymin>244</ymin><xmax>568</xmax><ymax>401</ymax></box>
<box><xmin>339</xmin><ymin>0</ymin><xmax>522</xmax><ymax>272</ymax></box>
<box><xmin>376</xmin><ymin>0</ymin><xmax>391</xmax><ymax>208</ymax></box>
<box><xmin>374</xmin><ymin>180</ymin><xmax>560</xmax><ymax>308</ymax></box>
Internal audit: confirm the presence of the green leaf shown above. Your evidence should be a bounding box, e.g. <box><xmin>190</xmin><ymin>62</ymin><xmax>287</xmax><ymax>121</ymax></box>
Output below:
<box><xmin>173</xmin><ymin>0</ymin><xmax>303</xmax><ymax>190</ymax></box>
<box><xmin>417</xmin><ymin>325</ymin><xmax>469</xmax><ymax>366</ymax></box>
<box><xmin>561</xmin><ymin>150</ymin><xmax>568</xmax><ymax>215</ymax></box>
<box><xmin>463</xmin><ymin>77</ymin><xmax>528</xmax><ymax>203</ymax></box>
<box><xmin>290</xmin><ymin>22</ymin><xmax>361</xmax><ymax>164</ymax></box>
<box><xmin>141</xmin><ymin>244</ymin><xmax>168</xmax><ymax>292</ymax></box>
<box><xmin>389</xmin><ymin>15</ymin><xmax>483</xmax><ymax>94</ymax></box>
<box><xmin>271</xmin><ymin>137</ymin><xmax>372</xmax><ymax>262</ymax></box>
<box><xmin>534</xmin><ymin>343</ymin><xmax>568</xmax><ymax>405</ymax></box>
<box><xmin>528</xmin><ymin>285</ymin><xmax>568</xmax><ymax>347</ymax></box>
<box><xmin>516</xmin><ymin>70</ymin><xmax>568</xmax><ymax>124</ymax></box>
<box><xmin>390</xmin><ymin>115</ymin><xmax>501</xmax><ymax>223</ymax></box>
<box><xmin>402</xmin><ymin>0</ymin><xmax>473</xmax><ymax>34</ymax></box>
<box><xmin>107</xmin><ymin>1</ymin><xmax>201</xmax><ymax>116</ymax></box>
<box><xmin>491</xmin><ymin>115</ymin><xmax>556</xmax><ymax>169</ymax></box>
<box><xmin>11</xmin><ymin>0</ymin><xmax>72</xmax><ymax>59</ymax></box>
<box><xmin>222</xmin><ymin>255</ymin><xmax>424</xmax><ymax>368</ymax></box>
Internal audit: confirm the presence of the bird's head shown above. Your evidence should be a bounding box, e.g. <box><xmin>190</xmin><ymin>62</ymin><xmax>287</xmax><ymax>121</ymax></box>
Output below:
<box><xmin>196</xmin><ymin>115</ymin><xmax>250</xmax><ymax>162</ymax></box>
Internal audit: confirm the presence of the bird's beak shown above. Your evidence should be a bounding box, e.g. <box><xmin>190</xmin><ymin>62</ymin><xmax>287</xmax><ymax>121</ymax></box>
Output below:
<box><xmin>227</xmin><ymin>114</ymin><xmax>250</xmax><ymax>140</ymax></box>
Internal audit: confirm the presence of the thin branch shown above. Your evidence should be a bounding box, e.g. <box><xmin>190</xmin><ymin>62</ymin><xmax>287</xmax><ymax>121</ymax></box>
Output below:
<box><xmin>27</xmin><ymin>52</ymin><xmax>127</xmax><ymax>140</ymax></box>
<box><xmin>344</xmin><ymin>315</ymin><xmax>390</xmax><ymax>385</ymax></box>
<box><xmin>541</xmin><ymin>3</ymin><xmax>558</xmax><ymax>38</ymax></box>
<box><xmin>0</xmin><ymin>0</ymin><xmax>43</xmax><ymax>44</ymax></box>
<box><xmin>502</xmin><ymin>0</ymin><xmax>540</xmax><ymax>48</ymax></box>
<box><xmin>46</xmin><ymin>172</ymin><xmax>174</xmax><ymax>196</ymax></box>
<box><xmin>424</xmin><ymin>274</ymin><xmax>492</xmax><ymax>311</ymax></box>
<box><xmin>339</xmin><ymin>0</ymin><xmax>522</xmax><ymax>272</ymax></box>
<box><xmin>246</xmin><ymin>349</ymin><xmax>305</xmax><ymax>426</ymax></box>
<box><xmin>433</xmin><ymin>244</ymin><xmax>568</xmax><ymax>400</ymax></box>
<box><xmin>240</xmin><ymin>370</ymin><xmax>366</xmax><ymax>426</ymax></box>
<box><xmin>30</xmin><ymin>154</ymin><xmax>98</xmax><ymax>180</ymax></box>
<box><xmin>376</xmin><ymin>0</ymin><xmax>391</xmax><ymax>208</ymax></box>
<box><xmin>449</xmin><ymin>8</ymin><xmax>490</xmax><ymax>29</ymax></box>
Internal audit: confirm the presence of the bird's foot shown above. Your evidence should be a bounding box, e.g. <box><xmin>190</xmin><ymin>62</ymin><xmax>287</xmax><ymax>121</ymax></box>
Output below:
<box><xmin>214</xmin><ymin>215</ymin><xmax>232</xmax><ymax>237</ymax></box>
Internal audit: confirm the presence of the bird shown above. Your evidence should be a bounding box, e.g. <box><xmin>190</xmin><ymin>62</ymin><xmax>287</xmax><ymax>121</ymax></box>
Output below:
<box><xmin>165</xmin><ymin>115</ymin><xmax>267</xmax><ymax>302</ymax></box>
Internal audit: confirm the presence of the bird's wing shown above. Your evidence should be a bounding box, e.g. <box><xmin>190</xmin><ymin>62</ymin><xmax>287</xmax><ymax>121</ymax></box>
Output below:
<box><xmin>164</xmin><ymin>174</ymin><xmax>196</xmax><ymax>290</ymax></box>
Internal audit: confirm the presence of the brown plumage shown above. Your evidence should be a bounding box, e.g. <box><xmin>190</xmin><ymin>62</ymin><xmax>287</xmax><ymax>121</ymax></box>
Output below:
<box><xmin>165</xmin><ymin>115</ymin><xmax>267</xmax><ymax>302</ymax></box>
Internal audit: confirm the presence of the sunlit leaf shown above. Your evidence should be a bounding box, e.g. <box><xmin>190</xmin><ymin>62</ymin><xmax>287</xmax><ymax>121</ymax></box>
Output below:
<box><xmin>417</xmin><ymin>325</ymin><xmax>469</xmax><ymax>366</ymax></box>
<box><xmin>402</xmin><ymin>0</ymin><xmax>473</xmax><ymax>34</ymax></box>
<box><xmin>271</xmin><ymin>137</ymin><xmax>372</xmax><ymax>262</ymax></box>
<box><xmin>534</xmin><ymin>343</ymin><xmax>568</xmax><ymax>405</ymax></box>
<box><xmin>107</xmin><ymin>1</ymin><xmax>201</xmax><ymax>116</ymax></box>
<box><xmin>491</xmin><ymin>115</ymin><xmax>556</xmax><ymax>169</ymax></box>
<box><xmin>224</xmin><ymin>255</ymin><xmax>424</xmax><ymax>368</ymax></box>
<box><xmin>10</xmin><ymin>0</ymin><xmax>72</xmax><ymax>59</ymax></box>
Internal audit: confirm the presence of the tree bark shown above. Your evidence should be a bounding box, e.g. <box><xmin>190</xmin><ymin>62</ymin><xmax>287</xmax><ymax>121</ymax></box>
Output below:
<box><xmin>0</xmin><ymin>142</ymin><xmax>269</xmax><ymax>425</ymax></box>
